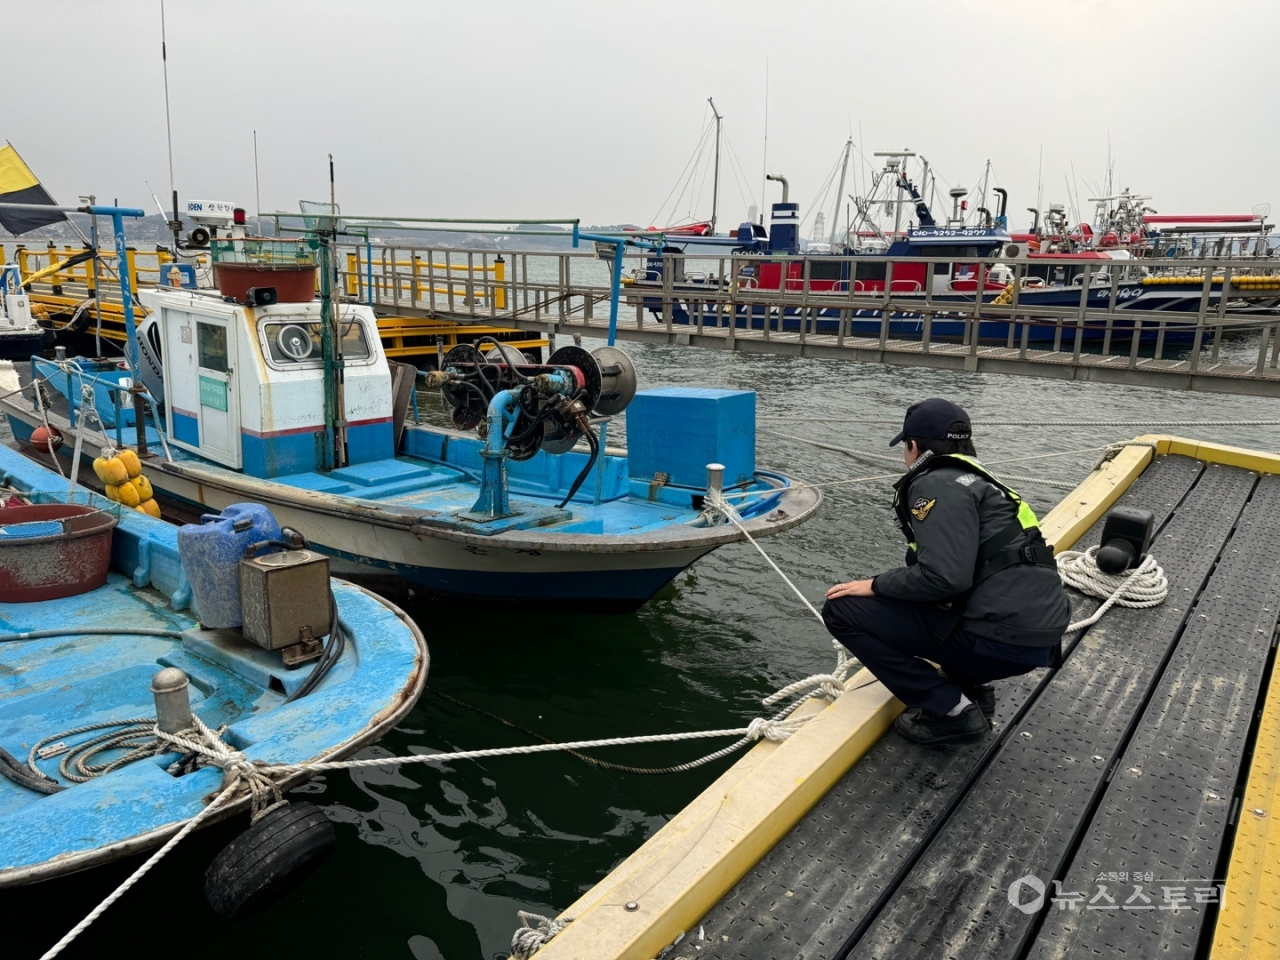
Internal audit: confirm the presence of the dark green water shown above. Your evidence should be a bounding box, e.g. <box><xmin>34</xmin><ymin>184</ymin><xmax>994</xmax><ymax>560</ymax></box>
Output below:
<box><xmin>5</xmin><ymin>339</ymin><xmax>1279</xmax><ymax>959</ymax></box>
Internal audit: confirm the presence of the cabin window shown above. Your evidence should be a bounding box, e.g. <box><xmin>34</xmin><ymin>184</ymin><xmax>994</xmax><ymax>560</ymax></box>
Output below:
<box><xmin>852</xmin><ymin>260</ymin><xmax>887</xmax><ymax>281</ymax></box>
<box><xmin>197</xmin><ymin>322</ymin><xmax>229</xmax><ymax>373</ymax></box>
<box><xmin>261</xmin><ymin>318</ymin><xmax>371</xmax><ymax>366</ymax></box>
<box><xmin>915</xmin><ymin>245</ymin><xmax>984</xmax><ymax>260</ymax></box>
<box><xmin>808</xmin><ymin>260</ymin><xmax>843</xmax><ymax>281</ymax></box>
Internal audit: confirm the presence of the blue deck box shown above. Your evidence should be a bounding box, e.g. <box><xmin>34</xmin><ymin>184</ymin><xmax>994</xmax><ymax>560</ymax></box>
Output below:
<box><xmin>625</xmin><ymin>387</ymin><xmax>756</xmax><ymax>489</ymax></box>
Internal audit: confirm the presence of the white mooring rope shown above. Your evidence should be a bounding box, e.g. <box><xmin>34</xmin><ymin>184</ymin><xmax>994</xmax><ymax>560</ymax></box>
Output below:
<box><xmin>40</xmin><ymin>456</ymin><xmax>1171</xmax><ymax>959</ymax></box>
<box><xmin>40</xmin><ymin>616</ymin><xmax>859</xmax><ymax>960</ymax></box>
<box><xmin>1058</xmin><ymin>546</ymin><xmax>1170</xmax><ymax>634</ymax></box>
<box><xmin>511</xmin><ymin>911</ymin><xmax>574</xmax><ymax>960</ymax></box>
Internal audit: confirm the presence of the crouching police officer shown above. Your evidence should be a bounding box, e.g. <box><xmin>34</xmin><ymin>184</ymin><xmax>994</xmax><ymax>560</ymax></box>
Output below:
<box><xmin>822</xmin><ymin>398</ymin><xmax>1070</xmax><ymax>745</ymax></box>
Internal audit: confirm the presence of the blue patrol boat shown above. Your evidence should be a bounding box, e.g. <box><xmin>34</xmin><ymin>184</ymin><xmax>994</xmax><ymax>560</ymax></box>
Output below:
<box><xmin>0</xmin><ymin>223</ymin><xmax>820</xmax><ymax>610</ymax></box>
<box><xmin>0</xmin><ymin>443</ymin><xmax>427</xmax><ymax>890</ymax></box>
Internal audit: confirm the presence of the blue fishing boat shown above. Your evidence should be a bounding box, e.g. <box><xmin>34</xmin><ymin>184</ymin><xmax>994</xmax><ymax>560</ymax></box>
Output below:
<box><xmin>0</xmin><ymin>224</ymin><xmax>820</xmax><ymax>611</ymax></box>
<box><xmin>0</xmin><ymin>443</ymin><xmax>427</xmax><ymax>892</ymax></box>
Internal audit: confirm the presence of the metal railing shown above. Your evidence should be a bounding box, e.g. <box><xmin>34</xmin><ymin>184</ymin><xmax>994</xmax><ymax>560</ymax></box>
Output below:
<box><xmin>331</xmin><ymin>241</ymin><xmax>1280</xmax><ymax>395</ymax></box>
<box><xmin>0</xmin><ymin>242</ymin><xmax>211</xmax><ymax>297</ymax></box>
<box><xmin>10</xmin><ymin>234</ymin><xmax>1280</xmax><ymax>394</ymax></box>
<box><xmin>342</xmin><ymin>249</ymin><xmax>505</xmax><ymax>311</ymax></box>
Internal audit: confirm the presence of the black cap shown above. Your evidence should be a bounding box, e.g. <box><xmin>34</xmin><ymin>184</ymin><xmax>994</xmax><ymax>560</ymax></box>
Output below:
<box><xmin>889</xmin><ymin>398</ymin><xmax>972</xmax><ymax>447</ymax></box>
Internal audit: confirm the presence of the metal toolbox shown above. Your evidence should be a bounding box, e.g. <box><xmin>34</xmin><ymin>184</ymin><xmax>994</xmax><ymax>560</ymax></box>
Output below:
<box><xmin>238</xmin><ymin>549</ymin><xmax>331</xmax><ymax>658</ymax></box>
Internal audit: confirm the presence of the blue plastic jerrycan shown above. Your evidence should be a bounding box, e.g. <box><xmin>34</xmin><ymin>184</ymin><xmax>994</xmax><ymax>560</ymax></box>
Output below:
<box><xmin>177</xmin><ymin>503</ymin><xmax>282</xmax><ymax>629</ymax></box>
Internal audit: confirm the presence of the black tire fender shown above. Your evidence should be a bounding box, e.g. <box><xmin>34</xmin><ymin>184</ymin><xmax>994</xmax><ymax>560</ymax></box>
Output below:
<box><xmin>204</xmin><ymin>800</ymin><xmax>337</xmax><ymax>919</ymax></box>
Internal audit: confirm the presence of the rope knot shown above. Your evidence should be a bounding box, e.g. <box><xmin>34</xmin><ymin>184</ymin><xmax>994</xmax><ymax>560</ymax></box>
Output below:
<box><xmin>510</xmin><ymin>910</ymin><xmax>573</xmax><ymax>959</ymax></box>
<box><xmin>693</xmin><ymin>489</ymin><xmax>735</xmax><ymax>528</ymax></box>
<box><xmin>745</xmin><ymin>715</ymin><xmax>805</xmax><ymax>742</ymax></box>
<box><xmin>153</xmin><ymin>716</ymin><xmax>283</xmax><ymax>818</ymax></box>
<box><xmin>1092</xmin><ymin>439</ymin><xmax>1160</xmax><ymax>472</ymax></box>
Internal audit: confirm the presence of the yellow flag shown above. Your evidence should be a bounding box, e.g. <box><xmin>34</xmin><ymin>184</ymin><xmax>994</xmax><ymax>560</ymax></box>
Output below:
<box><xmin>0</xmin><ymin>144</ymin><xmax>65</xmax><ymax>235</ymax></box>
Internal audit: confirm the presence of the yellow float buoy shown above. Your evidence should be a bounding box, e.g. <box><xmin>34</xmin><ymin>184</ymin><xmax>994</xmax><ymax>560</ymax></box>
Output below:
<box><xmin>117</xmin><ymin>449</ymin><xmax>143</xmax><ymax>479</ymax></box>
<box><xmin>113</xmin><ymin>480</ymin><xmax>141</xmax><ymax>508</ymax></box>
<box><xmin>93</xmin><ymin>456</ymin><xmax>129</xmax><ymax>486</ymax></box>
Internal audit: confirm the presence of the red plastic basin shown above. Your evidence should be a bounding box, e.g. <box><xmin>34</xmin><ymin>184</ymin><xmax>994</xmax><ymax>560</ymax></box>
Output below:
<box><xmin>0</xmin><ymin>504</ymin><xmax>119</xmax><ymax>602</ymax></box>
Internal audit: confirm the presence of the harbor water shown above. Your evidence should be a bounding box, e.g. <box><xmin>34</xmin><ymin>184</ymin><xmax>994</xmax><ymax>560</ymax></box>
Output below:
<box><xmin>3</xmin><ymin>343</ymin><xmax>1278</xmax><ymax>959</ymax></box>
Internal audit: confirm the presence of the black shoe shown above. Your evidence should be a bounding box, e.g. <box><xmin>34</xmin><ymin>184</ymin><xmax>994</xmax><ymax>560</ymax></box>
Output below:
<box><xmin>962</xmin><ymin>685</ymin><xmax>996</xmax><ymax>724</ymax></box>
<box><xmin>894</xmin><ymin>703</ymin><xmax>989</xmax><ymax>746</ymax></box>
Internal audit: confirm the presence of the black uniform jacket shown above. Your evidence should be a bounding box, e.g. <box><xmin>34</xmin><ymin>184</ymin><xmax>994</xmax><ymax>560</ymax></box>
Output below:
<box><xmin>872</xmin><ymin>456</ymin><xmax>1071</xmax><ymax>650</ymax></box>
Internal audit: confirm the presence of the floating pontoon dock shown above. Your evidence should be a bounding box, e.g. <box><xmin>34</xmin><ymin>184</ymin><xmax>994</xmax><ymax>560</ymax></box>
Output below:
<box><xmin>529</xmin><ymin>437</ymin><xmax>1280</xmax><ymax>959</ymax></box>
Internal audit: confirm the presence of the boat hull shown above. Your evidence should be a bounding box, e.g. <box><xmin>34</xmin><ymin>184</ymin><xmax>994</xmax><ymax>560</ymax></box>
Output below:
<box><xmin>326</xmin><ymin>551</ymin><xmax>692</xmax><ymax>610</ymax></box>
<box><xmin>0</xmin><ymin>331</ymin><xmax>50</xmax><ymax>361</ymax></box>
<box><xmin>630</xmin><ymin>283</ymin><xmax>1209</xmax><ymax>344</ymax></box>
<box><xmin>1</xmin><ymin>405</ymin><xmax>818</xmax><ymax>609</ymax></box>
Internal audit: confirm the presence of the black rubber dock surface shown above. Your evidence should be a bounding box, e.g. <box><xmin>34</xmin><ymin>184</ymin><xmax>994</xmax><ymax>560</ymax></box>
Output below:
<box><xmin>694</xmin><ymin>455</ymin><xmax>1280</xmax><ymax>960</ymax></box>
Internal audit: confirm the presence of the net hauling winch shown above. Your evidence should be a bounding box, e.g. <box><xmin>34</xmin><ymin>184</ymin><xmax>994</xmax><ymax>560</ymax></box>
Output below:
<box><xmin>423</xmin><ymin>339</ymin><xmax>637</xmax><ymax>519</ymax></box>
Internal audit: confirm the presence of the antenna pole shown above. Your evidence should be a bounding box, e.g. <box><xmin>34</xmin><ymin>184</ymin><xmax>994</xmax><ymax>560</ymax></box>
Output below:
<box><xmin>760</xmin><ymin>60</ymin><xmax>768</xmax><ymax>224</ymax></box>
<box><xmin>253</xmin><ymin>130</ymin><xmax>261</xmax><ymax>228</ymax></box>
<box><xmin>160</xmin><ymin>0</ymin><xmax>175</xmax><ymax>198</ymax></box>
<box><xmin>159</xmin><ymin>0</ymin><xmax>181</xmax><ymax>249</ymax></box>
<box><xmin>1035</xmin><ymin>144</ymin><xmax>1043</xmax><ymax>231</ymax></box>
<box><xmin>319</xmin><ymin>153</ymin><xmax>346</xmax><ymax>470</ymax></box>
<box><xmin>981</xmin><ymin>158</ymin><xmax>990</xmax><ymax>226</ymax></box>
<box><xmin>829</xmin><ymin>138</ymin><xmax>851</xmax><ymax>245</ymax></box>
<box><xmin>707</xmin><ymin>97</ymin><xmax>722</xmax><ymax>235</ymax></box>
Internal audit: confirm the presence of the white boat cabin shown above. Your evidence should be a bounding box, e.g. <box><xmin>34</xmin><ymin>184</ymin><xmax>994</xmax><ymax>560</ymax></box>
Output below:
<box><xmin>137</xmin><ymin>287</ymin><xmax>394</xmax><ymax>478</ymax></box>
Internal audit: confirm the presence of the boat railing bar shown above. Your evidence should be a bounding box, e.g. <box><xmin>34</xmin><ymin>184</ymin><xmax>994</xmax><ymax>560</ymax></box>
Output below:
<box><xmin>264</xmin><ymin>211</ymin><xmax>581</xmax><ymax>227</ymax></box>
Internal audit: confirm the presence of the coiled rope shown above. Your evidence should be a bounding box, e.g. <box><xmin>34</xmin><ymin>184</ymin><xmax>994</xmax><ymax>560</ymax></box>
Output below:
<box><xmin>511</xmin><ymin>911</ymin><xmax>574</xmax><ymax>960</ymax></box>
<box><xmin>1057</xmin><ymin>545</ymin><xmax>1170</xmax><ymax>633</ymax></box>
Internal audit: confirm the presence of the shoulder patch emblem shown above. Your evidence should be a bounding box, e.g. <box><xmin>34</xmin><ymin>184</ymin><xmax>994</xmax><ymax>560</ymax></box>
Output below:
<box><xmin>956</xmin><ymin>473</ymin><xmax>979</xmax><ymax>486</ymax></box>
<box><xmin>911</xmin><ymin>497</ymin><xmax>937</xmax><ymax>521</ymax></box>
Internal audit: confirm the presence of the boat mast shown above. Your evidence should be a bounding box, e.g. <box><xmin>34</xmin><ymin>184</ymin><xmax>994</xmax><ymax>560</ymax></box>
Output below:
<box><xmin>159</xmin><ymin>0</ymin><xmax>182</xmax><ymax>252</ymax></box>
<box><xmin>828</xmin><ymin>138</ymin><xmax>852</xmax><ymax>245</ymax></box>
<box><xmin>708</xmin><ymin>97</ymin><xmax>722</xmax><ymax>235</ymax></box>
<box><xmin>319</xmin><ymin>154</ymin><xmax>347</xmax><ymax>471</ymax></box>
<box><xmin>760</xmin><ymin>63</ymin><xmax>768</xmax><ymax>225</ymax></box>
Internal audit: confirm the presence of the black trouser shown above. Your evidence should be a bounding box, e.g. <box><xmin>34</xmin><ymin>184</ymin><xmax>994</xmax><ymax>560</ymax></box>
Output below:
<box><xmin>822</xmin><ymin>595</ymin><xmax>1037</xmax><ymax>716</ymax></box>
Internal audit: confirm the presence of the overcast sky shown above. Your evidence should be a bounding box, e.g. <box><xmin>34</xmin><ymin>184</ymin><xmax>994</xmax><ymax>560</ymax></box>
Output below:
<box><xmin>4</xmin><ymin>1</ymin><xmax>1276</xmax><ymax>232</ymax></box>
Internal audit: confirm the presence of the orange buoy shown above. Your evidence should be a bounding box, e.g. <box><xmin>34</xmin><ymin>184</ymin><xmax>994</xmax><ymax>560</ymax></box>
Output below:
<box><xmin>29</xmin><ymin>425</ymin><xmax>63</xmax><ymax>453</ymax></box>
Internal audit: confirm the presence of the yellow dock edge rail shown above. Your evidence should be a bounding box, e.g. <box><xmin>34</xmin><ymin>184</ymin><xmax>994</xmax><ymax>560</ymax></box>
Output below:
<box><xmin>1194</xmin><ymin>438</ymin><xmax>1280</xmax><ymax>960</ymax></box>
<box><xmin>535</xmin><ymin>436</ymin><xmax>1280</xmax><ymax>960</ymax></box>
